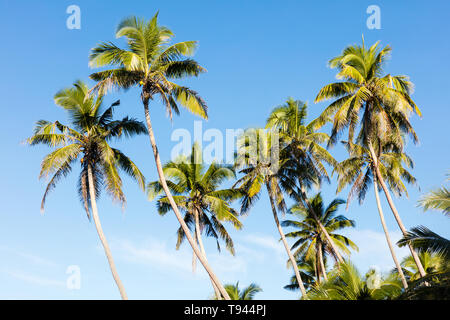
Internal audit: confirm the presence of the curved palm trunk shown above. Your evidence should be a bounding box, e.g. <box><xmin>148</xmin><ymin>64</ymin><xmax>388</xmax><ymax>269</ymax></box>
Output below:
<box><xmin>193</xmin><ymin>208</ymin><xmax>222</xmax><ymax>300</ymax></box>
<box><xmin>143</xmin><ymin>100</ymin><xmax>230</xmax><ymax>300</ymax></box>
<box><xmin>367</xmin><ymin>143</ymin><xmax>426</xmax><ymax>278</ymax></box>
<box><xmin>373</xmin><ymin>175</ymin><xmax>408</xmax><ymax>289</ymax></box>
<box><xmin>317</xmin><ymin>243</ymin><xmax>328</xmax><ymax>282</ymax></box>
<box><xmin>300</xmin><ymin>186</ymin><xmax>344</xmax><ymax>264</ymax></box>
<box><xmin>87</xmin><ymin>164</ymin><xmax>128</xmax><ymax>300</ymax></box>
<box><xmin>267</xmin><ymin>184</ymin><xmax>307</xmax><ymax>298</ymax></box>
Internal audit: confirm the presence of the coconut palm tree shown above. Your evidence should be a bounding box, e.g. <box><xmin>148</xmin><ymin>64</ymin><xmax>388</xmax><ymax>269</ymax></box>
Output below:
<box><xmin>398</xmin><ymin>176</ymin><xmax>450</xmax><ymax>260</ymax></box>
<box><xmin>397</xmin><ymin>252</ymin><xmax>448</xmax><ymax>282</ymax></box>
<box><xmin>308</xmin><ymin>261</ymin><xmax>402</xmax><ymax>300</ymax></box>
<box><xmin>335</xmin><ymin>140</ymin><xmax>416</xmax><ymax>289</ymax></box>
<box><xmin>27</xmin><ymin>81</ymin><xmax>147</xmax><ymax>299</ymax></box>
<box><xmin>398</xmin><ymin>226</ymin><xmax>450</xmax><ymax>260</ymax></box>
<box><xmin>418</xmin><ymin>174</ymin><xmax>450</xmax><ymax>216</ymax></box>
<box><xmin>234</xmin><ymin>128</ymin><xmax>309</xmax><ymax>297</ymax></box>
<box><xmin>315</xmin><ymin>39</ymin><xmax>425</xmax><ymax>277</ymax></box>
<box><xmin>266</xmin><ymin>98</ymin><xmax>342</xmax><ymax>263</ymax></box>
<box><xmin>147</xmin><ymin>143</ymin><xmax>242</xmax><ymax>298</ymax></box>
<box><xmin>88</xmin><ymin>13</ymin><xmax>230</xmax><ymax>299</ymax></box>
<box><xmin>282</xmin><ymin>193</ymin><xmax>357</xmax><ymax>284</ymax></box>
<box><xmin>284</xmin><ymin>257</ymin><xmax>318</xmax><ymax>292</ymax></box>
<box><xmin>218</xmin><ymin>282</ymin><xmax>262</xmax><ymax>300</ymax></box>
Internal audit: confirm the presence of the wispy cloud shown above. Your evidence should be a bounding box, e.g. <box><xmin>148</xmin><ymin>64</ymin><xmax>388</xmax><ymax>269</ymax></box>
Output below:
<box><xmin>2</xmin><ymin>269</ymin><xmax>65</xmax><ymax>287</ymax></box>
<box><xmin>0</xmin><ymin>245</ymin><xmax>59</xmax><ymax>268</ymax></box>
<box><xmin>111</xmin><ymin>238</ymin><xmax>192</xmax><ymax>273</ymax></box>
<box><xmin>242</xmin><ymin>234</ymin><xmax>285</xmax><ymax>254</ymax></box>
<box><xmin>343</xmin><ymin>229</ymin><xmax>409</xmax><ymax>273</ymax></box>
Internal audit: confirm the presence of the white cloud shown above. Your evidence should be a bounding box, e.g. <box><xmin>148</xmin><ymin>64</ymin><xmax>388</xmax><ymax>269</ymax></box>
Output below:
<box><xmin>343</xmin><ymin>229</ymin><xmax>410</xmax><ymax>273</ymax></box>
<box><xmin>242</xmin><ymin>234</ymin><xmax>285</xmax><ymax>255</ymax></box>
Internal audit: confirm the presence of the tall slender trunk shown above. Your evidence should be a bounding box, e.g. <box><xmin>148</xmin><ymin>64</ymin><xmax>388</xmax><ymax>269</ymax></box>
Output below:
<box><xmin>367</xmin><ymin>143</ymin><xmax>426</xmax><ymax>278</ymax></box>
<box><xmin>87</xmin><ymin>164</ymin><xmax>128</xmax><ymax>300</ymax></box>
<box><xmin>267</xmin><ymin>183</ymin><xmax>307</xmax><ymax>298</ymax></box>
<box><xmin>373</xmin><ymin>175</ymin><xmax>408</xmax><ymax>289</ymax></box>
<box><xmin>142</xmin><ymin>99</ymin><xmax>230</xmax><ymax>300</ymax></box>
<box><xmin>314</xmin><ymin>242</ymin><xmax>321</xmax><ymax>284</ymax></box>
<box><xmin>317</xmin><ymin>242</ymin><xmax>328</xmax><ymax>282</ymax></box>
<box><xmin>193</xmin><ymin>208</ymin><xmax>222</xmax><ymax>300</ymax></box>
<box><xmin>300</xmin><ymin>185</ymin><xmax>344</xmax><ymax>264</ymax></box>
<box><xmin>192</xmin><ymin>228</ymin><xmax>197</xmax><ymax>273</ymax></box>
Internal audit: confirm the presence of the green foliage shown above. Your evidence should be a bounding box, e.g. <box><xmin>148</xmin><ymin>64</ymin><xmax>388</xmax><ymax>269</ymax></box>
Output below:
<box><xmin>315</xmin><ymin>40</ymin><xmax>421</xmax><ymax>149</ymax></box>
<box><xmin>148</xmin><ymin>143</ymin><xmax>243</xmax><ymax>254</ymax></box>
<box><xmin>218</xmin><ymin>282</ymin><xmax>262</xmax><ymax>300</ymax></box>
<box><xmin>307</xmin><ymin>261</ymin><xmax>402</xmax><ymax>300</ymax></box>
<box><xmin>28</xmin><ymin>81</ymin><xmax>146</xmax><ymax>218</ymax></box>
<box><xmin>398</xmin><ymin>227</ymin><xmax>450</xmax><ymax>261</ymax></box>
<box><xmin>418</xmin><ymin>174</ymin><xmax>450</xmax><ymax>215</ymax></box>
<box><xmin>89</xmin><ymin>13</ymin><xmax>208</xmax><ymax>120</ymax></box>
<box><xmin>283</xmin><ymin>193</ymin><xmax>357</xmax><ymax>282</ymax></box>
<box><xmin>335</xmin><ymin>140</ymin><xmax>417</xmax><ymax>207</ymax></box>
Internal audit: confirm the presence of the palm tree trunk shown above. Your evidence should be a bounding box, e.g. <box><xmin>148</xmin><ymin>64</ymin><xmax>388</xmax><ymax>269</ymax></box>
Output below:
<box><xmin>193</xmin><ymin>208</ymin><xmax>222</xmax><ymax>300</ymax></box>
<box><xmin>317</xmin><ymin>243</ymin><xmax>328</xmax><ymax>282</ymax></box>
<box><xmin>87</xmin><ymin>164</ymin><xmax>128</xmax><ymax>300</ymax></box>
<box><xmin>142</xmin><ymin>100</ymin><xmax>230</xmax><ymax>300</ymax></box>
<box><xmin>315</xmin><ymin>242</ymin><xmax>321</xmax><ymax>284</ymax></box>
<box><xmin>192</xmin><ymin>229</ymin><xmax>197</xmax><ymax>273</ymax></box>
<box><xmin>367</xmin><ymin>143</ymin><xmax>426</xmax><ymax>278</ymax></box>
<box><xmin>300</xmin><ymin>185</ymin><xmax>344</xmax><ymax>264</ymax></box>
<box><xmin>373</xmin><ymin>175</ymin><xmax>408</xmax><ymax>289</ymax></box>
<box><xmin>267</xmin><ymin>183</ymin><xmax>307</xmax><ymax>298</ymax></box>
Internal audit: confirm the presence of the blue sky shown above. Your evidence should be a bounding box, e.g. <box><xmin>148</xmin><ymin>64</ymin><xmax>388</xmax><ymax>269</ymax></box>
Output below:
<box><xmin>0</xmin><ymin>0</ymin><xmax>449</xmax><ymax>299</ymax></box>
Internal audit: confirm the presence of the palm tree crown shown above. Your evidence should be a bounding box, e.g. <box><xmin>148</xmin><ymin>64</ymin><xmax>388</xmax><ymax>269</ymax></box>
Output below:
<box><xmin>28</xmin><ymin>80</ymin><xmax>146</xmax><ymax>215</ymax></box>
<box><xmin>308</xmin><ymin>261</ymin><xmax>402</xmax><ymax>300</ymax></box>
<box><xmin>221</xmin><ymin>282</ymin><xmax>262</xmax><ymax>300</ymax></box>
<box><xmin>148</xmin><ymin>143</ymin><xmax>243</xmax><ymax>253</ymax></box>
<box><xmin>89</xmin><ymin>12</ymin><xmax>208</xmax><ymax>119</ymax></box>
<box><xmin>315</xmin><ymin>39</ymin><xmax>421</xmax><ymax>148</ymax></box>
<box><xmin>283</xmin><ymin>193</ymin><xmax>357</xmax><ymax>267</ymax></box>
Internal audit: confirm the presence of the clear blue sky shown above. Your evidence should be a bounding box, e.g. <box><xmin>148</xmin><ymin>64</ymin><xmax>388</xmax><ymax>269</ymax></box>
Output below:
<box><xmin>0</xmin><ymin>0</ymin><xmax>449</xmax><ymax>299</ymax></box>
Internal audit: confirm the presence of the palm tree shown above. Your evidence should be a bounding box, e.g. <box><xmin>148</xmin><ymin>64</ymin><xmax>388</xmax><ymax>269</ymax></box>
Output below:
<box><xmin>27</xmin><ymin>81</ymin><xmax>146</xmax><ymax>299</ymax></box>
<box><xmin>284</xmin><ymin>257</ymin><xmax>318</xmax><ymax>292</ymax></box>
<box><xmin>282</xmin><ymin>193</ymin><xmax>358</xmax><ymax>284</ymax></box>
<box><xmin>398</xmin><ymin>176</ymin><xmax>450</xmax><ymax>259</ymax></box>
<box><xmin>335</xmin><ymin>140</ymin><xmax>416</xmax><ymax>289</ymax></box>
<box><xmin>315</xmin><ymin>39</ymin><xmax>426</xmax><ymax>277</ymax></box>
<box><xmin>397</xmin><ymin>252</ymin><xmax>448</xmax><ymax>282</ymax></box>
<box><xmin>418</xmin><ymin>174</ymin><xmax>450</xmax><ymax>216</ymax></box>
<box><xmin>234</xmin><ymin>128</ymin><xmax>309</xmax><ymax>297</ymax></box>
<box><xmin>398</xmin><ymin>226</ymin><xmax>450</xmax><ymax>260</ymax></box>
<box><xmin>218</xmin><ymin>282</ymin><xmax>262</xmax><ymax>300</ymax></box>
<box><xmin>147</xmin><ymin>143</ymin><xmax>242</xmax><ymax>298</ymax></box>
<box><xmin>265</xmin><ymin>98</ymin><xmax>343</xmax><ymax>263</ymax></box>
<box><xmin>308</xmin><ymin>261</ymin><xmax>402</xmax><ymax>300</ymax></box>
<box><xmin>88</xmin><ymin>13</ymin><xmax>230</xmax><ymax>299</ymax></box>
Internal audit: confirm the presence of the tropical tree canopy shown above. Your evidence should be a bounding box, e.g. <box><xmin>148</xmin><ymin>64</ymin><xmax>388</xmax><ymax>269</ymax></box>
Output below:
<box><xmin>220</xmin><ymin>282</ymin><xmax>262</xmax><ymax>300</ymax></box>
<box><xmin>308</xmin><ymin>261</ymin><xmax>402</xmax><ymax>300</ymax></box>
<box><xmin>315</xmin><ymin>39</ymin><xmax>421</xmax><ymax>149</ymax></box>
<box><xmin>284</xmin><ymin>257</ymin><xmax>320</xmax><ymax>292</ymax></box>
<box><xmin>148</xmin><ymin>143</ymin><xmax>243</xmax><ymax>253</ymax></box>
<box><xmin>27</xmin><ymin>80</ymin><xmax>146</xmax><ymax>217</ymax></box>
<box><xmin>89</xmin><ymin>12</ymin><xmax>208</xmax><ymax>120</ymax></box>
<box><xmin>335</xmin><ymin>140</ymin><xmax>417</xmax><ymax>207</ymax></box>
<box><xmin>283</xmin><ymin>193</ymin><xmax>358</xmax><ymax>263</ymax></box>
